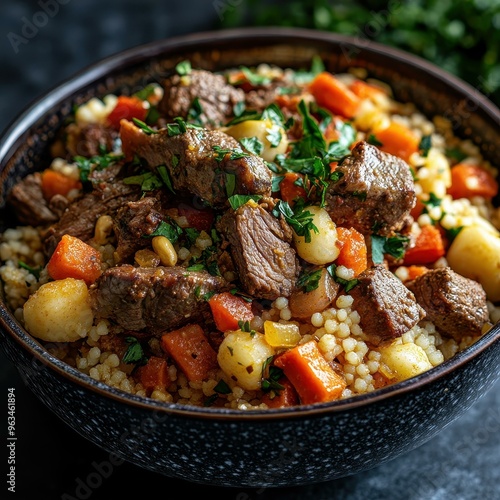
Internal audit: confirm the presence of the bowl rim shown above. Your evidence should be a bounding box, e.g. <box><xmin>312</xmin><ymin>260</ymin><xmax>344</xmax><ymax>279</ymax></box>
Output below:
<box><xmin>1</xmin><ymin>26</ymin><xmax>499</xmax><ymax>421</ymax></box>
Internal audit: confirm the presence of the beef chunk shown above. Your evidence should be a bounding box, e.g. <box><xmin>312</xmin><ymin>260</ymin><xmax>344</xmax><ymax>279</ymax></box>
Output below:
<box><xmin>407</xmin><ymin>267</ymin><xmax>489</xmax><ymax>340</ymax></box>
<box><xmin>217</xmin><ymin>201</ymin><xmax>299</xmax><ymax>300</ymax></box>
<box><xmin>42</xmin><ymin>179</ymin><xmax>140</xmax><ymax>256</ymax></box>
<box><xmin>113</xmin><ymin>197</ymin><xmax>163</xmax><ymax>264</ymax></box>
<box><xmin>350</xmin><ymin>265</ymin><xmax>425</xmax><ymax>345</ymax></box>
<box><xmin>325</xmin><ymin>141</ymin><xmax>416</xmax><ymax>236</ymax></box>
<box><xmin>90</xmin><ymin>265</ymin><xmax>228</xmax><ymax>333</ymax></box>
<box><xmin>158</xmin><ymin>69</ymin><xmax>244</xmax><ymax>128</ymax></box>
<box><xmin>120</xmin><ymin>120</ymin><xmax>272</xmax><ymax>207</ymax></box>
<box><xmin>7</xmin><ymin>172</ymin><xmax>61</xmax><ymax>226</ymax></box>
<box><xmin>65</xmin><ymin>123</ymin><xmax>118</xmax><ymax>158</ymax></box>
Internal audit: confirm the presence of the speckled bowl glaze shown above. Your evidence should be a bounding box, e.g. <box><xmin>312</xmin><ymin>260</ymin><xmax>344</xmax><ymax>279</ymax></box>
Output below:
<box><xmin>1</xmin><ymin>28</ymin><xmax>499</xmax><ymax>488</ymax></box>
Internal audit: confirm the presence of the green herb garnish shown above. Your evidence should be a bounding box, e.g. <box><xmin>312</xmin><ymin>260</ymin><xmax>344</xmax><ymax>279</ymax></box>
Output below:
<box><xmin>132</xmin><ymin>117</ymin><xmax>158</xmax><ymax>135</ymax></box>
<box><xmin>122</xmin><ymin>337</ymin><xmax>148</xmax><ymax>365</ymax></box>
<box><xmin>272</xmin><ymin>199</ymin><xmax>319</xmax><ymax>243</ymax></box>
<box><xmin>176</xmin><ymin>60</ymin><xmax>191</xmax><ymax>76</ymax></box>
<box><xmin>297</xmin><ymin>268</ymin><xmax>322</xmax><ymax>292</ymax></box>
<box><xmin>228</xmin><ymin>194</ymin><xmax>263</xmax><ymax>210</ymax></box>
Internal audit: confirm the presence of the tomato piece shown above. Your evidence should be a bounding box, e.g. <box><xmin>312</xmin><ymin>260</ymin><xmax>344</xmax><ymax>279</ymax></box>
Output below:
<box><xmin>107</xmin><ymin>95</ymin><xmax>147</xmax><ymax>129</ymax></box>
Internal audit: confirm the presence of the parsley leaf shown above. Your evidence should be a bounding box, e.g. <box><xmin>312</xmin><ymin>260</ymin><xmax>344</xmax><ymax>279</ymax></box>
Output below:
<box><xmin>18</xmin><ymin>261</ymin><xmax>41</xmax><ymax>280</ymax></box>
<box><xmin>371</xmin><ymin>234</ymin><xmax>409</xmax><ymax>263</ymax></box>
<box><xmin>123</xmin><ymin>171</ymin><xmax>163</xmax><ymax>191</ymax></box>
<box><xmin>297</xmin><ymin>268</ymin><xmax>322</xmax><ymax>292</ymax></box>
<box><xmin>419</xmin><ymin>135</ymin><xmax>432</xmax><ymax>157</ymax></box>
<box><xmin>212</xmin><ymin>145</ymin><xmax>250</xmax><ymax>162</ymax></box>
<box><xmin>367</xmin><ymin>133</ymin><xmax>383</xmax><ymax>147</ymax></box>
<box><xmin>122</xmin><ymin>337</ymin><xmax>148</xmax><ymax>365</ymax></box>
<box><xmin>261</xmin><ymin>357</ymin><xmax>285</xmax><ymax>393</ymax></box>
<box><xmin>157</xmin><ymin>165</ymin><xmax>175</xmax><ymax>194</ymax></box>
<box><xmin>149</xmin><ymin>220</ymin><xmax>183</xmax><ymax>243</ymax></box>
<box><xmin>272</xmin><ymin>199</ymin><xmax>319</xmax><ymax>243</ymax></box>
<box><xmin>326</xmin><ymin>264</ymin><xmax>359</xmax><ymax>292</ymax></box>
<box><xmin>228</xmin><ymin>194</ymin><xmax>262</xmax><ymax>210</ymax></box>
<box><xmin>132</xmin><ymin>117</ymin><xmax>158</xmax><ymax>135</ymax></box>
<box><xmin>176</xmin><ymin>60</ymin><xmax>191</xmax><ymax>76</ymax></box>
<box><xmin>74</xmin><ymin>152</ymin><xmax>124</xmax><ymax>183</ymax></box>
<box><xmin>239</xmin><ymin>136</ymin><xmax>264</xmax><ymax>156</ymax></box>
<box><xmin>240</xmin><ymin>66</ymin><xmax>272</xmax><ymax>86</ymax></box>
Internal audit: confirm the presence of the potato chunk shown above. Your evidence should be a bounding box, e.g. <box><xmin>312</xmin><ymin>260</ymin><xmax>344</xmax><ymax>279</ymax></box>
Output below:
<box><xmin>23</xmin><ymin>278</ymin><xmax>94</xmax><ymax>342</ymax></box>
<box><xmin>217</xmin><ymin>330</ymin><xmax>275</xmax><ymax>390</ymax></box>
<box><xmin>379</xmin><ymin>342</ymin><xmax>432</xmax><ymax>382</ymax></box>
<box><xmin>293</xmin><ymin>205</ymin><xmax>340</xmax><ymax>265</ymax></box>
<box><xmin>446</xmin><ymin>225</ymin><xmax>500</xmax><ymax>302</ymax></box>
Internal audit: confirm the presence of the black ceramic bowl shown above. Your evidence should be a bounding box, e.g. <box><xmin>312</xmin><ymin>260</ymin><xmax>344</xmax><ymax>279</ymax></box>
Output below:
<box><xmin>1</xmin><ymin>28</ymin><xmax>499</xmax><ymax>488</ymax></box>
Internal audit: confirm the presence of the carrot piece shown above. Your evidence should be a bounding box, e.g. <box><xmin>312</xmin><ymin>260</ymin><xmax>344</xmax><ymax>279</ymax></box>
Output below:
<box><xmin>407</xmin><ymin>265</ymin><xmax>429</xmax><ymax>281</ymax></box>
<box><xmin>447</xmin><ymin>163</ymin><xmax>498</xmax><ymax>200</ymax></box>
<box><xmin>335</xmin><ymin>226</ymin><xmax>368</xmax><ymax>277</ymax></box>
<box><xmin>161</xmin><ymin>324</ymin><xmax>218</xmax><ymax>382</ymax></box>
<box><xmin>376</xmin><ymin>122</ymin><xmax>419</xmax><ymax>163</ymax></box>
<box><xmin>403</xmin><ymin>225</ymin><xmax>445</xmax><ymax>265</ymax></box>
<box><xmin>308</xmin><ymin>72</ymin><xmax>361</xmax><ymax>119</ymax></box>
<box><xmin>261</xmin><ymin>377</ymin><xmax>300</xmax><ymax>408</ymax></box>
<box><xmin>274</xmin><ymin>340</ymin><xmax>346</xmax><ymax>404</ymax></box>
<box><xmin>41</xmin><ymin>170</ymin><xmax>82</xmax><ymax>200</ymax></box>
<box><xmin>410</xmin><ymin>197</ymin><xmax>425</xmax><ymax>220</ymax></box>
<box><xmin>279</xmin><ymin>172</ymin><xmax>307</xmax><ymax>205</ymax></box>
<box><xmin>208</xmin><ymin>292</ymin><xmax>254</xmax><ymax>332</ymax></box>
<box><xmin>46</xmin><ymin>234</ymin><xmax>102</xmax><ymax>285</ymax></box>
<box><xmin>134</xmin><ymin>356</ymin><xmax>169</xmax><ymax>391</ymax></box>
<box><xmin>107</xmin><ymin>95</ymin><xmax>147</xmax><ymax>129</ymax></box>
<box><xmin>349</xmin><ymin>79</ymin><xmax>386</xmax><ymax>100</ymax></box>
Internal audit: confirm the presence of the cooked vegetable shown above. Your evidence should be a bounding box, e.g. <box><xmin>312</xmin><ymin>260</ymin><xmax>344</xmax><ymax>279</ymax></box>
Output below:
<box><xmin>134</xmin><ymin>356</ymin><xmax>169</xmax><ymax>391</ymax></box>
<box><xmin>106</xmin><ymin>95</ymin><xmax>148</xmax><ymax>129</ymax></box>
<box><xmin>208</xmin><ymin>292</ymin><xmax>254</xmax><ymax>332</ymax></box>
<box><xmin>379</xmin><ymin>342</ymin><xmax>432</xmax><ymax>383</ymax></box>
<box><xmin>261</xmin><ymin>377</ymin><xmax>299</xmax><ymax>408</ymax></box>
<box><xmin>263</xmin><ymin>320</ymin><xmax>301</xmax><ymax>348</ymax></box>
<box><xmin>47</xmin><ymin>234</ymin><xmax>102</xmax><ymax>285</ymax></box>
<box><xmin>23</xmin><ymin>278</ymin><xmax>93</xmax><ymax>342</ymax></box>
<box><xmin>279</xmin><ymin>172</ymin><xmax>307</xmax><ymax>205</ymax></box>
<box><xmin>446</xmin><ymin>225</ymin><xmax>500</xmax><ymax>301</ymax></box>
<box><xmin>274</xmin><ymin>340</ymin><xmax>346</xmax><ymax>404</ymax></box>
<box><xmin>376</xmin><ymin>121</ymin><xmax>419</xmax><ymax>163</ymax></box>
<box><xmin>292</xmin><ymin>205</ymin><xmax>340</xmax><ymax>265</ymax></box>
<box><xmin>403</xmin><ymin>225</ymin><xmax>446</xmax><ymax>266</ymax></box>
<box><xmin>217</xmin><ymin>330</ymin><xmax>275</xmax><ymax>391</ymax></box>
<box><xmin>161</xmin><ymin>324</ymin><xmax>218</xmax><ymax>382</ymax></box>
<box><xmin>335</xmin><ymin>226</ymin><xmax>368</xmax><ymax>276</ymax></box>
<box><xmin>41</xmin><ymin>169</ymin><xmax>82</xmax><ymax>200</ymax></box>
<box><xmin>308</xmin><ymin>72</ymin><xmax>360</xmax><ymax>118</ymax></box>
<box><xmin>448</xmin><ymin>163</ymin><xmax>499</xmax><ymax>199</ymax></box>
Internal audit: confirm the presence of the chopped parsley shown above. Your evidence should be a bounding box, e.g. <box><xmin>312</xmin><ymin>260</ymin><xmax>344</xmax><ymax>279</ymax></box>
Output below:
<box><xmin>175</xmin><ymin>60</ymin><xmax>191</xmax><ymax>76</ymax></box>
<box><xmin>446</xmin><ymin>147</ymin><xmax>468</xmax><ymax>162</ymax></box>
<box><xmin>371</xmin><ymin>234</ymin><xmax>409</xmax><ymax>263</ymax></box>
<box><xmin>238</xmin><ymin>320</ymin><xmax>256</xmax><ymax>335</ymax></box>
<box><xmin>157</xmin><ymin>165</ymin><xmax>175</xmax><ymax>194</ymax></box>
<box><xmin>228</xmin><ymin>194</ymin><xmax>262</xmax><ymax>210</ymax></box>
<box><xmin>419</xmin><ymin>134</ymin><xmax>432</xmax><ymax>157</ymax></box>
<box><xmin>122</xmin><ymin>337</ymin><xmax>148</xmax><ymax>365</ymax></box>
<box><xmin>272</xmin><ymin>199</ymin><xmax>319</xmax><ymax>243</ymax></box>
<box><xmin>261</xmin><ymin>357</ymin><xmax>285</xmax><ymax>393</ymax></box>
<box><xmin>149</xmin><ymin>220</ymin><xmax>183</xmax><ymax>243</ymax></box>
<box><xmin>123</xmin><ymin>171</ymin><xmax>163</xmax><ymax>191</ymax></box>
<box><xmin>132</xmin><ymin>117</ymin><xmax>158</xmax><ymax>135</ymax></box>
<box><xmin>73</xmin><ymin>152</ymin><xmax>124</xmax><ymax>183</ymax></box>
<box><xmin>133</xmin><ymin>83</ymin><xmax>160</xmax><ymax>101</ymax></box>
<box><xmin>239</xmin><ymin>66</ymin><xmax>272</xmax><ymax>86</ymax></box>
<box><xmin>367</xmin><ymin>133</ymin><xmax>383</xmax><ymax>147</ymax></box>
<box><xmin>212</xmin><ymin>145</ymin><xmax>250</xmax><ymax>162</ymax></box>
<box><xmin>296</xmin><ymin>268</ymin><xmax>322</xmax><ymax>292</ymax></box>
<box><xmin>187</xmin><ymin>97</ymin><xmax>204</xmax><ymax>125</ymax></box>
<box><xmin>239</xmin><ymin>136</ymin><xmax>264</xmax><ymax>156</ymax></box>
<box><xmin>326</xmin><ymin>264</ymin><xmax>359</xmax><ymax>293</ymax></box>
<box><xmin>445</xmin><ymin>225</ymin><xmax>464</xmax><ymax>242</ymax></box>
<box><xmin>225</xmin><ymin>172</ymin><xmax>236</xmax><ymax>197</ymax></box>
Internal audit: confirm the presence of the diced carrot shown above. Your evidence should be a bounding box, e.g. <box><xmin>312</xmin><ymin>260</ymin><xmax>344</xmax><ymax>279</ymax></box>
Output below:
<box><xmin>47</xmin><ymin>234</ymin><xmax>102</xmax><ymax>285</ymax></box>
<box><xmin>376</xmin><ymin>121</ymin><xmax>419</xmax><ymax>163</ymax></box>
<box><xmin>279</xmin><ymin>172</ymin><xmax>307</xmax><ymax>205</ymax></box>
<box><xmin>107</xmin><ymin>95</ymin><xmax>148</xmax><ymax>129</ymax></box>
<box><xmin>403</xmin><ymin>225</ymin><xmax>445</xmax><ymax>265</ymax></box>
<box><xmin>208</xmin><ymin>292</ymin><xmax>254</xmax><ymax>333</ymax></box>
<box><xmin>134</xmin><ymin>356</ymin><xmax>168</xmax><ymax>391</ymax></box>
<box><xmin>41</xmin><ymin>169</ymin><xmax>82</xmax><ymax>200</ymax></box>
<box><xmin>275</xmin><ymin>93</ymin><xmax>303</xmax><ymax>113</ymax></box>
<box><xmin>161</xmin><ymin>324</ymin><xmax>218</xmax><ymax>382</ymax></box>
<box><xmin>274</xmin><ymin>340</ymin><xmax>346</xmax><ymax>404</ymax></box>
<box><xmin>349</xmin><ymin>79</ymin><xmax>386</xmax><ymax>100</ymax></box>
<box><xmin>120</xmin><ymin>119</ymin><xmax>147</xmax><ymax>162</ymax></box>
<box><xmin>261</xmin><ymin>377</ymin><xmax>300</xmax><ymax>408</ymax></box>
<box><xmin>335</xmin><ymin>226</ymin><xmax>368</xmax><ymax>277</ymax></box>
<box><xmin>177</xmin><ymin>203</ymin><xmax>215</xmax><ymax>232</ymax></box>
<box><xmin>407</xmin><ymin>265</ymin><xmax>429</xmax><ymax>281</ymax></box>
<box><xmin>447</xmin><ymin>163</ymin><xmax>498</xmax><ymax>200</ymax></box>
<box><xmin>308</xmin><ymin>72</ymin><xmax>361</xmax><ymax>119</ymax></box>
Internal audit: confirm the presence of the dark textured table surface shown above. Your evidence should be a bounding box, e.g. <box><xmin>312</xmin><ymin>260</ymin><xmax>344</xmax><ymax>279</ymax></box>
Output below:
<box><xmin>1</xmin><ymin>2</ymin><xmax>499</xmax><ymax>499</ymax></box>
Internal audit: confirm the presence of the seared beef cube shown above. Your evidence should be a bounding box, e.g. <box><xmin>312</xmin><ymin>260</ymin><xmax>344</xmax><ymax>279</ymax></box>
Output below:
<box><xmin>65</xmin><ymin>123</ymin><xmax>118</xmax><ymax>158</ymax></box>
<box><xmin>325</xmin><ymin>141</ymin><xmax>416</xmax><ymax>236</ymax></box>
<box><xmin>158</xmin><ymin>69</ymin><xmax>244</xmax><ymax>128</ymax></box>
<box><xmin>350</xmin><ymin>265</ymin><xmax>425</xmax><ymax>345</ymax></box>
<box><xmin>407</xmin><ymin>267</ymin><xmax>489</xmax><ymax>340</ymax></box>
<box><xmin>218</xmin><ymin>201</ymin><xmax>299</xmax><ymax>300</ymax></box>
<box><xmin>42</xmin><ymin>179</ymin><xmax>140</xmax><ymax>256</ymax></box>
<box><xmin>7</xmin><ymin>173</ymin><xmax>60</xmax><ymax>226</ymax></box>
<box><xmin>90</xmin><ymin>265</ymin><xmax>228</xmax><ymax>334</ymax></box>
<box><xmin>113</xmin><ymin>197</ymin><xmax>163</xmax><ymax>264</ymax></box>
<box><xmin>120</xmin><ymin>121</ymin><xmax>272</xmax><ymax>207</ymax></box>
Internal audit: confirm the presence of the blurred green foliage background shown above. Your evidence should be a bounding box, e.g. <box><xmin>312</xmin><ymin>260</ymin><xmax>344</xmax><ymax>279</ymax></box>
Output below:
<box><xmin>219</xmin><ymin>0</ymin><xmax>500</xmax><ymax>106</ymax></box>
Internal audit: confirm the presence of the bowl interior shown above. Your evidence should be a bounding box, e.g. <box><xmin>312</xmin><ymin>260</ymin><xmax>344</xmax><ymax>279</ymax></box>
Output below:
<box><xmin>1</xmin><ymin>27</ymin><xmax>500</xmax><ymax>419</ymax></box>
